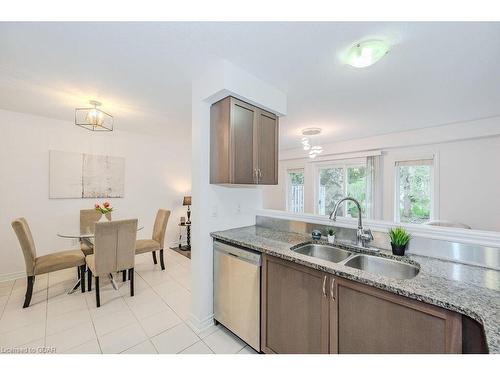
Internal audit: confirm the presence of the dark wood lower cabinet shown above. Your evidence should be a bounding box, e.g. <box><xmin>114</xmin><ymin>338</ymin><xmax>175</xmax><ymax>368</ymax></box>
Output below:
<box><xmin>261</xmin><ymin>255</ymin><xmax>329</xmax><ymax>353</ymax></box>
<box><xmin>333</xmin><ymin>278</ymin><xmax>462</xmax><ymax>354</ymax></box>
<box><xmin>261</xmin><ymin>254</ymin><xmax>465</xmax><ymax>354</ymax></box>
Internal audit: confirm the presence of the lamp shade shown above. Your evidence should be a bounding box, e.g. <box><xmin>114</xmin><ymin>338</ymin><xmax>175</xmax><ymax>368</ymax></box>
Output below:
<box><xmin>183</xmin><ymin>196</ymin><xmax>192</xmax><ymax>206</ymax></box>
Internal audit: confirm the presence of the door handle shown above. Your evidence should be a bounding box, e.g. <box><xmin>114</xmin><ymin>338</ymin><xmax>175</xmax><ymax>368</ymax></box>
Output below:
<box><xmin>322</xmin><ymin>275</ymin><xmax>327</xmax><ymax>297</ymax></box>
<box><xmin>330</xmin><ymin>278</ymin><xmax>335</xmax><ymax>300</ymax></box>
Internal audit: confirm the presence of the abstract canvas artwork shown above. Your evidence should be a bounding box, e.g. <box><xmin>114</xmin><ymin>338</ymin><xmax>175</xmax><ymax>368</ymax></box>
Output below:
<box><xmin>49</xmin><ymin>150</ymin><xmax>125</xmax><ymax>198</ymax></box>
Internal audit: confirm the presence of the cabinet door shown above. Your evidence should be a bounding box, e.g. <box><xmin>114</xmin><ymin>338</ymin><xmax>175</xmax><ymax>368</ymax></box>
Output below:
<box><xmin>261</xmin><ymin>255</ymin><xmax>329</xmax><ymax>354</ymax></box>
<box><xmin>334</xmin><ymin>278</ymin><xmax>462</xmax><ymax>354</ymax></box>
<box><xmin>256</xmin><ymin>110</ymin><xmax>278</xmax><ymax>185</ymax></box>
<box><xmin>230</xmin><ymin>98</ymin><xmax>257</xmax><ymax>184</ymax></box>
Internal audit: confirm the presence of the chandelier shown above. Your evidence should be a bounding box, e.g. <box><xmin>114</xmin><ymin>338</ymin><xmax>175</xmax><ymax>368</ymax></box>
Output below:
<box><xmin>75</xmin><ymin>100</ymin><xmax>113</xmax><ymax>131</ymax></box>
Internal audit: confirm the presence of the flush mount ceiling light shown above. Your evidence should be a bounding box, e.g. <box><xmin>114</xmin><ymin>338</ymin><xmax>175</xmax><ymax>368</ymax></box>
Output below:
<box><xmin>75</xmin><ymin>100</ymin><xmax>113</xmax><ymax>131</ymax></box>
<box><xmin>301</xmin><ymin>127</ymin><xmax>322</xmax><ymax>136</ymax></box>
<box><xmin>346</xmin><ymin>40</ymin><xmax>390</xmax><ymax>68</ymax></box>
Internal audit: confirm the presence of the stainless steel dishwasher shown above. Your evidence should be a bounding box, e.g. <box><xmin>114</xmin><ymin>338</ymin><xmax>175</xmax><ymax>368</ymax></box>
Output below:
<box><xmin>213</xmin><ymin>240</ymin><xmax>261</xmax><ymax>351</ymax></box>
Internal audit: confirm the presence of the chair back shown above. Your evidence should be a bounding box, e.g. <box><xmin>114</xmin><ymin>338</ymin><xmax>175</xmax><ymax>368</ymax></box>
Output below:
<box><xmin>93</xmin><ymin>219</ymin><xmax>138</xmax><ymax>276</ymax></box>
<box><xmin>80</xmin><ymin>209</ymin><xmax>111</xmax><ymax>234</ymax></box>
<box><xmin>11</xmin><ymin>218</ymin><xmax>37</xmax><ymax>276</ymax></box>
<box><xmin>152</xmin><ymin>209</ymin><xmax>171</xmax><ymax>248</ymax></box>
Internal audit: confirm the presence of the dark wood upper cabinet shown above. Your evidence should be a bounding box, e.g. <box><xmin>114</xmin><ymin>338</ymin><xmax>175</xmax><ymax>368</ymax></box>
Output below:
<box><xmin>256</xmin><ymin>110</ymin><xmax>279</xmax><ymax>185</ymax></box>
<box><xmin>210</xmin><ymin>96</ymin><xmax>279</xmax><ymax>185</ymax></box>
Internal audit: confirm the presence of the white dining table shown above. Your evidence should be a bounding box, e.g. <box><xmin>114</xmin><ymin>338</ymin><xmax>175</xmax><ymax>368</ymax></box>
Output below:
<box><xmin>57</xmin><ymin>225</ymin><xmax>144</xmax><ymax>293</ymax></box>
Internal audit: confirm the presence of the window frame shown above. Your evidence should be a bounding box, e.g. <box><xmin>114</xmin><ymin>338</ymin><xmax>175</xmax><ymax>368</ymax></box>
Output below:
<box><xmin>393</xmin><ymin>154</ymin><xmax>440</xmax><ymax>224</ymax></box>
<box><xmin>313</xmin><ymin>158</ymin><xmax>367</xmax><ymax>217</ymax></box>
<box><xmin>286</xmin><ymin>168</ymin><xmax>305</xmax><ymax>213</ymax></box>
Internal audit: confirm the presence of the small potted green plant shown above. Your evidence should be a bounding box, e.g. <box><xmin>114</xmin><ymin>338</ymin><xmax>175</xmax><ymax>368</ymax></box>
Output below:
<box><xmin>388</xmin><ymin>227</ymin><xmax>411</xmax><ymax>256</ymax></box>
<box><xmin>327</xmin><ymin>228</ymin><xmax>336</xmax><ymax>244</ymax></box>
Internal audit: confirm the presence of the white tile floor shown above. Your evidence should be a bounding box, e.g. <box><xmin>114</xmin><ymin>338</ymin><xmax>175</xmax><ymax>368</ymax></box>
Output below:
<box><xmin>0</xmin><ymin>249</ymin><xmax>258</xmax><ymax>354</ymax></box>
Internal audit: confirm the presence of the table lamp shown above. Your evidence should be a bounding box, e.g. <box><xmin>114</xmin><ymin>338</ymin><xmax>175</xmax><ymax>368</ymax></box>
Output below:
<box><xmin>183</xmin><ymin>196</ymin><xmax>192</xmax><ymax>224</ymax></box>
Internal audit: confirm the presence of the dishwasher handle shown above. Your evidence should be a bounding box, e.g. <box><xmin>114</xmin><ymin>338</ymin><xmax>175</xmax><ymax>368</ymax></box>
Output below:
<box><xmin>214</xmin><ymin>241</ymin><xmax>261</xmax><ymax>266</ymax></box>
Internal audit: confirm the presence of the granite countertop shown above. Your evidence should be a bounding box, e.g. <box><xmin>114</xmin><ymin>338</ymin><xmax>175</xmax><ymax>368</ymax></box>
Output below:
<box><xmin>211</xmin><ymin>225</ymin><xmax>500</xmax><ymax>353</ymax></box>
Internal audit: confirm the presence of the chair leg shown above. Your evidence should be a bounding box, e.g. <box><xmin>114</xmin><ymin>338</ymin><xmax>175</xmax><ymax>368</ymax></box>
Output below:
<box><xmin>129</xmin><ymin>268</ymin><xmax>134</xmax><ymax>297</ymax></box>
<box><xmin>122</xmin><ymin>270</ymin><xmax>126</xmax><ymax>282</ymax></box>
<box><xmin>95</xmin><ymin>276</ymin><xmax>100</xmax><ymax>308</ymax></box>
<box><xmin>23</xmin><ymin>276</ymin><xmax>35</xmax><ymax>308</ymax></box>
<box><xmin>80</xmin><ymin>265</ymin><xmax>86</xmax><ymax>293</ymax></box>
<box><xmin>77</xmin><ymin>266</ymin><xmax>81</xmax><ymax>279</ymax></box>
<box><xmin>88</xmin><ymin>269</ymin><xmax>92</xmax><ymax>291</ymax></box>
<box><xmin>160</xmin><ymin>249</ymin><xmax>165</xmax><ymax>270</ymax></box>
<box><xmin>152</xmin><ymin>251</ymin><xmax>157</xmax><ymax>265</ymax></box>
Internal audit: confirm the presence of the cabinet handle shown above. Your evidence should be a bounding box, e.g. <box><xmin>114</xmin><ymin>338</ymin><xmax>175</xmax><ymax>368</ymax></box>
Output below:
<box><xmin>258</xmin><ymin>169</ymin><xmax>262</xmax><ymax>178</ymax></box>
<box><xmin>330</xmin><ymin>278</ymin><xmax>335</xmax><ymax>300</ymax></box>
<box><xmin>322</xmin><ymin>275</ymin><xmax>327</xmax><ymax>297</ymax></box>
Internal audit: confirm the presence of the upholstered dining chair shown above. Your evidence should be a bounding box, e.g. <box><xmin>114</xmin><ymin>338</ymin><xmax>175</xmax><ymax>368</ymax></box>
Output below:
<box><xmin>11</xmin><ymin>218</ymin><xmax>86</xmax><ymax>308</ymax></box>
<box><xmin>80</xmin><ymin>209</ymin><xmax>112</xmax><ymax>256</ymax></box>
<box><xmin>86</xmin><ymin>219</ymin><xmax>137</xmax><ymax>307</ymax></box>
<box><xmin>135</xmin><ymin>209</ymin><xmax>170</xmax><ymax>270</ymax></box>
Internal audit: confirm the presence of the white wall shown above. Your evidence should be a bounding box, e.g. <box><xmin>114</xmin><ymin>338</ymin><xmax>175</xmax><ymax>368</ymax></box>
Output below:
<box><xmin>263</xmin><ymin>117</ymin><xmax>500</xmax><ymax>232</ymax></box>
<box><xmin>188</xmin><ymin>59</ymin><xmax>286</xmax><ymax>333</ymax></box>
<box><xmin>0</xmin><ymin>109</ymin><xmax>191</xmax><ymax>280</ymax></box>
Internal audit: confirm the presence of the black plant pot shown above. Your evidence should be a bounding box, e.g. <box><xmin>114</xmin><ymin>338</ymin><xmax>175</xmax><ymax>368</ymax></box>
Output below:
<box><xmin>391</xmin><ymin>243</ymin><xmax>408</xmax><ymax>256</ymax></box>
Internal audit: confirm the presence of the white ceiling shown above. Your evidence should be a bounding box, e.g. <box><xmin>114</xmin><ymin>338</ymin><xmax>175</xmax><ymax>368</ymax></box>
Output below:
<box><xmin>1</xmin><ymin>22</ymin><xmax>499</xmax><ymax>149</ymax></box>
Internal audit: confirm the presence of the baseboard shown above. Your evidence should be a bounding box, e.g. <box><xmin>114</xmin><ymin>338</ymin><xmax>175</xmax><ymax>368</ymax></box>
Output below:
<box><xmin>186</xmin><ymin>312</ymin><xmax>215</xmax><ymax>335</ymax></box>
<box><xmin>0</xmin><ymin>271</ymin><xmax>25</xmax><ymax>283</ymax></box>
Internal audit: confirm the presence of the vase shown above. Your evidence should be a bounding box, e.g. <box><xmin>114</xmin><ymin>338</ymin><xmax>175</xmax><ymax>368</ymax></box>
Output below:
<box><xmin>98</xmin><ymin>213</ymin><xmax>109</xmax><ymax>223</ymax></box>
<box><xmin>391</xmin><ymin>242</ymin><xmax>408</xmax><ymax>256</ymax></box>
<box><xmin>327</xmin><ymin>235</ymin><xmax>335</xmax><ymax>244</ymax></box>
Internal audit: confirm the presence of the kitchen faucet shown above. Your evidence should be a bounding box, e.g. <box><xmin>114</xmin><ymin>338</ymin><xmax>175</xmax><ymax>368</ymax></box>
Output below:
<box><xmin>329</xmin><ymin>197</ymin><xmax>374</xmax><ymax>248</ymax></box>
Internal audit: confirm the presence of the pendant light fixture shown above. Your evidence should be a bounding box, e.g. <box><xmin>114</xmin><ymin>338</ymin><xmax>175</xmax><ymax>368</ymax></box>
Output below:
<box><xmin>75</xmin><ymin>100</ymin><xmax>113</xmax><ymax>131</ymax></box>
<box><xmin>301</xmin><ymin>128</ymin><xmax>323</xmax><ymax>159</ymax></box>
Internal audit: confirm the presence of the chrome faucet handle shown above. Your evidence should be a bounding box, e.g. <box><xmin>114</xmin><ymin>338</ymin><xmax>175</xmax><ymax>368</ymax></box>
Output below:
<box><xmin>359</xmin><ymin>228</ymin><xmax>374</xmax><ymax>247</ymax></box>
<box><xmin>362</xmin><ymin>228</ymin><xmax>373</xmax><ymax>239</ymax></box>
<box><xmin>311</xmin><ymin>230</ymin><xmax>322</xmax><ymax>241</ymax></box>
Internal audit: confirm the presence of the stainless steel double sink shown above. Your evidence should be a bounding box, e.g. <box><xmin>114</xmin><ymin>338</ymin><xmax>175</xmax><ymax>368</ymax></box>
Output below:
<box><xmin>292</xmin><ymin>243</ymin><xmax>419</xmax><ymax>280</ymax></box>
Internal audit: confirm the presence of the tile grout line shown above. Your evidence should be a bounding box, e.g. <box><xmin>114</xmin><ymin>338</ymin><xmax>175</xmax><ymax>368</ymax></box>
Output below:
<box><xmin>134</xmin><ymin>267</ymin><xmax>189</xmax><ymax>325</ymax></box>
<box><xmin>44</xmin><ymin>274</ymin><xmax>50</xmax><ymax>346</ymax></box>
<box><xmin>88</xmin><ymin>271</ymin><xmax>150</xmax><ymax>352</ymax></box>
<box><xmin>181</xmin><ymin>340</ymin><xmax>215</xmax><ymax>354</ymax></box>
<box><xmin>132</xmin><ymin>255</ymin><xmax>201</xmax><ymax>352</ymax></box>
<box><xmin>127</xmin><ymin>270</ymin><xmax>188</xmax><ymax>341</ymax></box>
<box><xmin>83</xmin><ymin>283</ymin><xmax>103</xmax><ymax>354</ymax></box>
<box><xmin>118</xmin><ymin>338</ymin><xmax>157</xmax><ymax>354</ymax></box>
<box><xmin>0</xmin><ymin>281</ymin><xmax>14</xmax><ymax>321</ymax></box>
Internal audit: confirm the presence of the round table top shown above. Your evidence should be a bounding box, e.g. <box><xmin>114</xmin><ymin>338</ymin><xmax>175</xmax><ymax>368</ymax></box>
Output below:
<box><xmin>58</xmin><ymin>226</ymin><xmax>144</xmax><ymax>239</ymax></box>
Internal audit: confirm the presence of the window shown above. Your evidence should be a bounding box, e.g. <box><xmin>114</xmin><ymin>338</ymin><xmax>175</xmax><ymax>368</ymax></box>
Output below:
<box><xmin>317</xmin><ymin>163</ymin><xmax>367</xmax><ymax>218</ymax></box>
<box><xmin>395</xmin><ymin>159</ymin><xmax>433</xmax><ymax>224</ymax></box>
<box><xmin>287</xmin><ymin>169</ymin><xmax>305</xmax><ymax>213</ymax></box>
